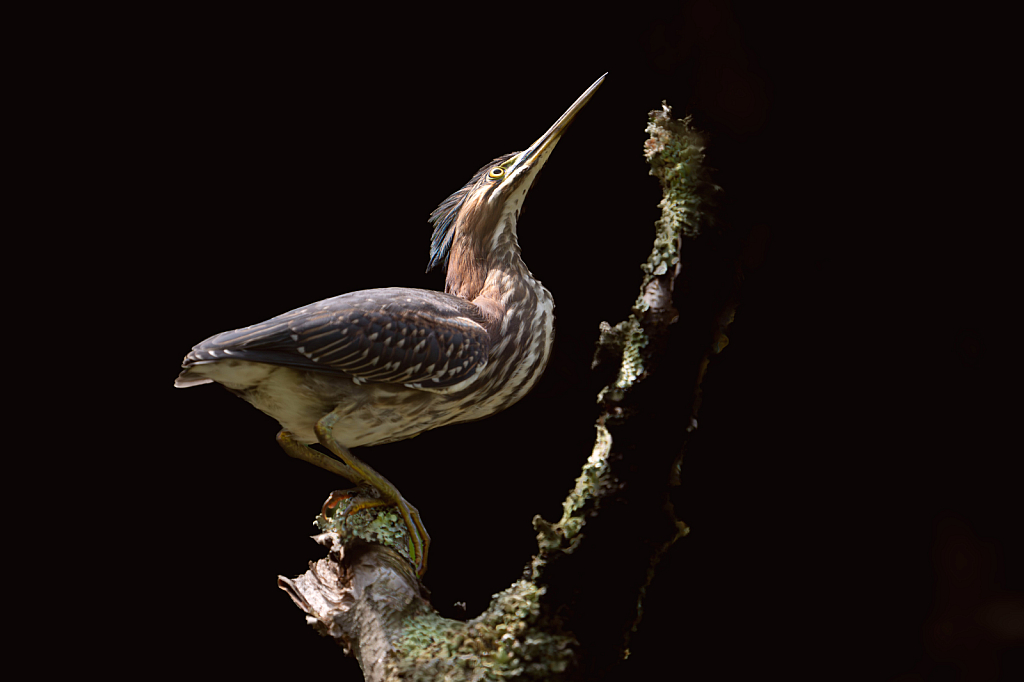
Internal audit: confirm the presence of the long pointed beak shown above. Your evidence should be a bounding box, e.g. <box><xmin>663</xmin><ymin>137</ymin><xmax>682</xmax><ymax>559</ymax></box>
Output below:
<box><xmin>501</xmin><ymin>74</ymin><xmax>606</xmax><ymax>191</ymax></box>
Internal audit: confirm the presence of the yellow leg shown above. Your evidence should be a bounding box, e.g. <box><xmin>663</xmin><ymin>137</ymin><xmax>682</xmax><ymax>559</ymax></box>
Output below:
<box><xmin>277</xmin><ymin>430</ymin><xmax>360</xmax><ymax>480</ymax></box>
<box><xmin>275</xmin><ymin>418</ymin><xmax>430</xmax><ymax>576</ymax></box>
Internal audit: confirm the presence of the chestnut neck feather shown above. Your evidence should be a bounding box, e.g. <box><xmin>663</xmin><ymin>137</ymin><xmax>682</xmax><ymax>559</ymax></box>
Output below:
<box><xmin>446</xmin><ymin>208</ymin><xmax>526</xmax><ymax>332</ymax></box>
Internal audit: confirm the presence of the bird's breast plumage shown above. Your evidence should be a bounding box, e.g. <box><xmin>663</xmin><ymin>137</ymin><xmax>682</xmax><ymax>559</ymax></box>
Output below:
<box><xmin>443</xmin><ymin>273</ymin><xmax>555</xmax><ymax>422</ymax></box>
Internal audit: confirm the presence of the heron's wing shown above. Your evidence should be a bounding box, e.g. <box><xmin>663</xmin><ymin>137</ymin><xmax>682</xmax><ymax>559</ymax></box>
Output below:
<box><xmin>181</xmin><ymin>287</ymin><xmax>491</xmax><ymax>388</ymax></box>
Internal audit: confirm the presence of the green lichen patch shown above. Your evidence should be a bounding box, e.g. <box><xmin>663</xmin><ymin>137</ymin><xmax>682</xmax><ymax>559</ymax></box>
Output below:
<box><xmin>643</xmin><ymin>103</ymin><xmax>718</xmax><ymax>241</ymax></box>
<box><xmin>530</xmin><ymin>422</ymin><xmax>616</xmax><ymax>582</ymax></box>
<box><xmin>595</xmin><ymin>317</ymin><xmax>649</xmax><ymax>404</ymax></box>
<box><xmin>391</xmin><ymin>580</ymin><xmax>576</xmax><ymax>681</ymax></box>
<box><xmin>595</xmin><ymin>106</ymin><xmax>716</xmax><ymax>405</ymax></box>
<box><xmin>314</xmin><ymin>489</ymin><xmax>414</xmax><ymax>567</ymax></box>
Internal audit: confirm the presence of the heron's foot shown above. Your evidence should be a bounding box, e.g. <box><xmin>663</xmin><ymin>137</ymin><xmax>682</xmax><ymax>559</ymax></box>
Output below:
<box><xmin>316</xmin><ymin>488</ymin><xmax>427</xmax><ymax>572</ymax></box>
<box><xmin>357</xmin><ymin>489</ymin><xmax>427</xmax><ymax>576</ymax></box>
<box><xmin>277</xmin><ymin>426</ymin><xmax>430</xmax><ymax>577</ymax></box>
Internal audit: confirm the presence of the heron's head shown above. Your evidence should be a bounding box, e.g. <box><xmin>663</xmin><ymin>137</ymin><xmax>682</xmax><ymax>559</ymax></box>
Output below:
<box><xmin>427</xmin><ymin>75</ymin><xmax>605</xmax><ymax>298</ymax></box>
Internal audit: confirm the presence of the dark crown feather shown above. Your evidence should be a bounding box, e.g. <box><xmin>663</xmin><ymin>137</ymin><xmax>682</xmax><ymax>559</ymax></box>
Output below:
<box><xmin>427</xmin><ymin>152</ymin><xmax>519</xmax><ymax>273</ymax></box>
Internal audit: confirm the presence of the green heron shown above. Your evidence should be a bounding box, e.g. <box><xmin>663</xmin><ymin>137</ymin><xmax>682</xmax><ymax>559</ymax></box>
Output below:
<box><xmin>175</xmin><ymin>74</ymin><xmax>605</xmax><ymax>575</ymax></box>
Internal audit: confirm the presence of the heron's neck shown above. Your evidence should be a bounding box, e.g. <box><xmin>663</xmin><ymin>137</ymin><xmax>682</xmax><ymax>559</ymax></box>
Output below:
<box><xmin>446</xmin><ymin>214</ymin><xmax>535</xmax><ymax>329</ymax></box>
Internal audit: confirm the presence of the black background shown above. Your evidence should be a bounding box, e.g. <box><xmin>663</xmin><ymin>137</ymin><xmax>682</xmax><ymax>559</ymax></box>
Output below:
<box><xmin>55</xmin><ymin>3</ymin><xmax>1016</xmax><ymax>679</ymax></box>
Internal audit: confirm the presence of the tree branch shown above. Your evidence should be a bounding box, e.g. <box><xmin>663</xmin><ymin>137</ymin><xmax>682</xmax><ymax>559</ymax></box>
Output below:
<box><xmin>277</xmin><ymin>104</ymin><xmax>741</xmax><ymax>681</ymax></box>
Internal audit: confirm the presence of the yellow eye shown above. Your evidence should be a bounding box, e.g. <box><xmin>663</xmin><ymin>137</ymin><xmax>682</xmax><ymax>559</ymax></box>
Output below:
<box><xmin>488</xmin><ymin>167</ymin><xmax>504</xmax><ymax>179</ymax></box>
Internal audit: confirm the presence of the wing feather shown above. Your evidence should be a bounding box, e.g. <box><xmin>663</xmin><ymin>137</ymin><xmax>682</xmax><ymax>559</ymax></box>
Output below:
<box><xmin>181</xmin><ymin>287</ymin><xmax>490</xmax><ymax>388</ymax></box>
